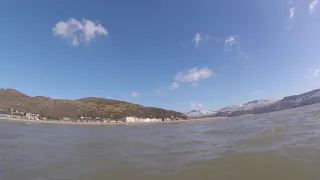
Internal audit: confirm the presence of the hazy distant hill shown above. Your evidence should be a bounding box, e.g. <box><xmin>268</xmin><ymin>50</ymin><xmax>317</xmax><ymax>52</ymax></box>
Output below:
<box><xmin>0</xmin><ymin>89</ymin><xmax>187</xmax><ymax>119</ymax></box>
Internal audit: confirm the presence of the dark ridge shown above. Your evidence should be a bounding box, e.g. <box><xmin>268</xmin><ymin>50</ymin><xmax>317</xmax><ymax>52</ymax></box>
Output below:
<box><xmin>0</xmin><ymin>88</ymin><xmax>187</xmax><ymax>120</ymax></box>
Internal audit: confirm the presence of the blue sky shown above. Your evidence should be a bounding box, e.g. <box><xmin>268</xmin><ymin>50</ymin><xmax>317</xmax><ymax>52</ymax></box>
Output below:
<box><xmin>0</xmin><ymin>0</ymin><xmax>320</xmax><ymax>112</ymax></box>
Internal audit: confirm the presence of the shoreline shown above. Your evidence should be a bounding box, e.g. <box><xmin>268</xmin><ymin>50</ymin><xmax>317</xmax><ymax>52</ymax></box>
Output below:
<box><xmin>0</xmin><ymin>117</ymin><xmax>224</xmax><ymax>126</ymax></box>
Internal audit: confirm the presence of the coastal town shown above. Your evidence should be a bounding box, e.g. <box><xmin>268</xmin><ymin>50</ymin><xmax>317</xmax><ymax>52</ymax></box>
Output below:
<box><xmin>0</xmin><ymin>107</ymin><xmax>183</xmax><ymax>124</ymax></box>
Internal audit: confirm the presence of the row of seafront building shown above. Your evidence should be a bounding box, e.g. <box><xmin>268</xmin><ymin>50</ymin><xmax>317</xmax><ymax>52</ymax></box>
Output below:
<box><xmin>125</xmin><ymin>117</ymin><xmax>172</xmax><ymax>123</ymax></box>
<box><xmin>0</xmin><ymin>113</ymin><xmax>180</xmax><ymax>124</ymax></box>
<box><xmin>0</xmin><ymin>108</ymin><xmax>40</xmax><ymax>120</ymax></box>
<box><xmin>0</xmin><ymin>113</ymin><xmax>40</xmax><ymax>120</ymax></box>
<box><xmin>77</xmin><ymin>116</ymin><xmax>178</xmax><ymax>123</ymax></box>
<box><xmin>0</xmin><ymin>108</ymin><xmax>182</xmax><ymax>124</ymax></box>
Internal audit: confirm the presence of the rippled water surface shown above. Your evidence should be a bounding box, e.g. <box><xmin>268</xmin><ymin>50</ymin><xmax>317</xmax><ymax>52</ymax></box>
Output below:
<box><xmin>2</xmin><ymin>104</ymin><xmax>320</xmax><ymax>179</ymax></box>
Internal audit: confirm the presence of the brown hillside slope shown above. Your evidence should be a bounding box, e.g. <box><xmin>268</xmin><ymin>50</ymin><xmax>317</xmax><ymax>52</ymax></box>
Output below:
<box><xmin>0</xmin><ymin>89</ymin><xmax>187</xmax><ymax>119</ymax></box>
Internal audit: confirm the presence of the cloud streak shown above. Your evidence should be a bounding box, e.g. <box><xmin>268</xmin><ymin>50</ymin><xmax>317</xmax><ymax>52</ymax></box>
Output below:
<box><xmin>289</xmin><ymin>7</ymin><xmax>295</xmax><ymax>19</ymax></box>
<box><xmin>183</xmin><ymin>33</ymin><xmax>220</xmax><ymax>48</ymax></box>
<box><xmin>310</xmin><ymin>0</ymin><xmax>318</xmax><ymax>15</ymax></box>
<box><xmin>193</xmin><ymin>33</ymin><xmax>202</xmax><ymax>47</ymax></box>
<box><xmin>53</xmin><ymin>18</ymin><xmax>108</xmax><ymax>45</ymax></box>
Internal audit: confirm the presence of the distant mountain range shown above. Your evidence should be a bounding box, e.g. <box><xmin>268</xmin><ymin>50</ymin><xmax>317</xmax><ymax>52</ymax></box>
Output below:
<box><xmin>184</xmin><ymin>110</ymin><xmax>217</xmax><ymax>118</ymax></box>
<box><xmin>0</xmin><ymin>89</ymin><xmax>187</xmax><ymax>119</ymax></box>
<box><xmin>185</xmin><ymin>89</ymin><xmax>320</xmax><ymax>118</ymax></box>
<box><xmin>2</xmin><ymin>88</ymin><xmax>320</xmax><ymax>120</ymax></box>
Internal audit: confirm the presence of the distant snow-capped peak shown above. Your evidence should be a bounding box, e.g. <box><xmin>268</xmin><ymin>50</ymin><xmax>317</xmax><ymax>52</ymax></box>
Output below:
<box><xmin>185</xmin><ymin>110</ymin><xmax>217</xmax><ymax>118</ymax></box>
<box><xmin>218</xmin><ymin>99</ymin><xmax>279</xmax><ymax>112</ymax></box>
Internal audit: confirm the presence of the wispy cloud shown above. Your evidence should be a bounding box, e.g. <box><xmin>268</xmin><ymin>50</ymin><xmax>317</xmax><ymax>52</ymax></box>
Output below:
<box><xmin>53</xmin><ymin>18</ymin><xmax>108</xmax><ymax>45</ymax></box>
<box><xmin>175</xmin><ymin>68</ymin><xmax>213</xmax><ymax>83</ymax></box>
<box><xmin>313</xmin><ymin>69</ymin><xmax>320</xmax><ymax>76</ymax></box>
<box><xmin>193</xmin><ymin>33</ymin><xmax>202</xmax><ymax>47</ymax></box>
<box><xmin>289</xmin><ymin>7</ymin><xmax>295</xmax><ymax>19</ymax></box>
<box><xmin>286</xmin><ymin>5</ymin><xmax>295</xmax><ymax>30</ymax></box>
<box><xmin>183</xmin><ymin>33</ymin><xmax>220</xmax><ymax>48</ymax></box>
<box><xmin>190</xmin><ymin>102</ymin><xmax>204</xmax><ymax>109</ymax></box>
<box><xmin>305</xmin><ymin>68</ymin><xmax>320</xmax><ymax>87</ymax></box>
<box><xmin>224</xmin><ymin>35</ymin><xmax>247</xmax><ymax>58</ymax></box>
<box><xmin>132</xmin><ymin>92</ymin><xmax>139</xmax><ymax>98</ymax></box>
<box><xmin>224</xmin><ymin>36</ymin><xmax>239</xmax><ymax>48</ymax></box>
<box><xmin>310</xmin><ymin>0</ymin><xmax>318</xmax><ymax>15</ymax></box>
<box><xmin>170</xmin><ymin>82</ymin><xmax>180</xmax><ymax>90</ymax></box>
<box><xmin>307</xmin><ymin>68</ymin><xmax>320</xmax><ymax>77</ymax></box>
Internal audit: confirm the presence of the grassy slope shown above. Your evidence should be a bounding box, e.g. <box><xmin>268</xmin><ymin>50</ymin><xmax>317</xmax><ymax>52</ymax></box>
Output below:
<box><xmin>0</xmin><ymin>89</ymin><xmax>186</xmax><ymax>119</ymax></box>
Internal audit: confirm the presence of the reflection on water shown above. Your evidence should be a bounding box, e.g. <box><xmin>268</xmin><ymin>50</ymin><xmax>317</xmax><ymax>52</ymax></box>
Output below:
<box><xmin>1</xmin><ymin>104</ymin><xmax>320</xmax><ymax>179</ymax></box>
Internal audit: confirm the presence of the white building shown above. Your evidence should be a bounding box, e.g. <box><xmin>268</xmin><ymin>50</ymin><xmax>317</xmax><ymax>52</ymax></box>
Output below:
<box><xmin>62</xmin><ymin>117</ymin><xmax>71</xmax><ymax>121</ymax></box>
<box><xmin>25</xmin><ymin>113</ymin><xmax>40</xmax><ymax>120</ymax></box>
<box><xmin>125</xmin><ymin>116</ymin><xmax>161</xmax><ymax>123</ymax></box>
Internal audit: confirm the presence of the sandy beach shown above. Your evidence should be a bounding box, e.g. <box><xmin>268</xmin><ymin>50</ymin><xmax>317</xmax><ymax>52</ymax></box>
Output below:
<box><xmin>0</xmin><ymin>117</ymin><xmax>224</xmax><ymax>126</ymax></box>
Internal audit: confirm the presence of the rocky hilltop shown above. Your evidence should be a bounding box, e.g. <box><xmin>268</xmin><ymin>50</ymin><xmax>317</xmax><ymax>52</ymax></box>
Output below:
<box><xmin>0</xmin><ymin>89</ymin><xmax>187</xmax><ymax>119</ymax></box>
<box><xmin>185</xmin><ymin>89</ymin><xmax>320</xmax><ymax>118</ymax></box>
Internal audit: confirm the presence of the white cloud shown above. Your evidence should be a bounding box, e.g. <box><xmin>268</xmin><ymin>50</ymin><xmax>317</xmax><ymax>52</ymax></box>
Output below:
<box><xmin>288</xmin><ymin>1</ymin><xmax>293</xmax><ymax>4</ymax></box>
<box><xmin>168</xmin><ymin>68</ymin><xmax>213</xmax><ymax>91</ymax></box>
<box><xmin>193</xmin><ymin>33</ymin><xmax>202</xmax><ymax>47</ymax></box>
<box><xmin>175</xmin><ymin>68</ymin><xmax>213</xmax><ymax>83</ymax></box>
<box><xmin>310</xmin><ymin>0</ymin><xmax>318</xmax><ymax>15</ymax></box>
<box><xmin>132</xmin><ymin>92</ymin><xmax>139</xmax><ymax>98</ymax></box>
<box><xmin>190</xmin><ymin>102</ymin><xmax>204</xmax><ymax>109</ymax></box>
<box><xmin>224</xmin><ymin>36</ymin><xmax>239</xmax><ymax>47</ymax></box>
<box><xmin>170</xmin><ymin>82</ymin><xmax>180</xmax><ymax>90</ymax></box>
<box><xmin>53</xmin><ymin>18</ymin><xmax>108</xmax><ymax>45</ymax></box>
<box><xmin>289</xmin><ymin>7</ymin><xmax>295</xmax><ymax>19</ymax></box>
